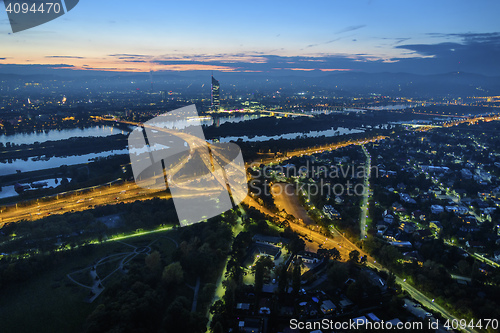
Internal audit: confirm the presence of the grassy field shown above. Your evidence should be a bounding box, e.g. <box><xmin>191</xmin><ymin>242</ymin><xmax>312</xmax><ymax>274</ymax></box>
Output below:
<box><xmin>0</xmin><ymin>229</ymin><xmax>180</xmax><ymax>333</ymax></box>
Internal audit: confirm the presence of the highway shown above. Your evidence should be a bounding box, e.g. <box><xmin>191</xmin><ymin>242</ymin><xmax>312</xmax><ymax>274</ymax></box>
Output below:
<box><xmin>0</xmin><ymin>180</ymin><xmax>225</xmax><ymax>225</ymax></box>
<box><xmin>256</xmin><ymin>136</ymin><xmax>387</xmax><ymax>165</ymax></box>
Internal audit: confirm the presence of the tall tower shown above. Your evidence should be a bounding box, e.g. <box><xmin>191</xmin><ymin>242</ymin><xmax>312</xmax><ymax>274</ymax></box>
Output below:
<box><xmin>149</xmin><ymin>69</ymin><xmax>154</xmax><ymax>92</ymax></box>
<box><xmin>211</xmin><ymin>74</ymin><xmax>220</xmax><ymax>111</ymax></box>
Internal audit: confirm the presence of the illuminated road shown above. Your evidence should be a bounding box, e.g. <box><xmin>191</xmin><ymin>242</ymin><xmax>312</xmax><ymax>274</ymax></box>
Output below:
<box><xmin>256</xmin><ymin>136</ymin><xmax>387</xmax><ymax>165</ymax></box>
<box><xmin>271</xmin><ymin>183</ymin><xmax>314</xmax><ymax>225</ymax></box>
<box><xmin>205</xmin><ymin>206</ymin><xmax>246</xmax><ymax>332</ymax></box>
<box><xmin>0</xmin><ymin>180</ymin><xmax>222</xmax><ymax>226</ymax></box>
<box><xmin>243</xmin><ymin>194</ymin><xmax>362</xmax><ymax>261</ymax></box>
<box><xmin>0</xmin><ymin>181</ymin><xmax>148</xmax><ymax>224</ymax></box>
<box><xmin>359</xmin><ymin>145</ymin><xmax>371</xmax><ymax>239</ymax></box>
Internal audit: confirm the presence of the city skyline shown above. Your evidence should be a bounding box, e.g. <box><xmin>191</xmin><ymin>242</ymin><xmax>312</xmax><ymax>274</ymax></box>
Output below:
<box><xmin>0</xmin><ymin>0</ymin><xmax>499</xmax><ymax>76</ymax></box>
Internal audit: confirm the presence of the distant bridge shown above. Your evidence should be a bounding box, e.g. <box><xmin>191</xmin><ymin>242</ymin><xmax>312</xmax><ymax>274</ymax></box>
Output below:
<box><xmin>257</xmin><ymin>110</ymin><xmax>313</xmax><ymax>118</ymax></box>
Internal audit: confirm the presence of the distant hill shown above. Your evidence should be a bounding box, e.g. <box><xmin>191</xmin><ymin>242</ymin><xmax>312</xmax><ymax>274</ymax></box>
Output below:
<box><xmin>1</xmin><ymin>70</ymin><xmax>499</xmax><ymax>98</ymax></box>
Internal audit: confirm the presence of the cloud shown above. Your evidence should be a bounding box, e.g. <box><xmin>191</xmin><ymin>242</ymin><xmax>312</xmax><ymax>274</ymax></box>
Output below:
<box><xmin>427</xmin><ymin>32</ymin><xmax>500</xmax><ymax>42</ymax></box>
<box><xmin>393</xmin><ymin>32</ymin><xmax>500</xmax><ymax>75</ymax></box>
<box><xmin>376</xmin><ymin>37</ymin><xmax>412</xmax><ymax>46</ymax></box>
<box><xmin>303</xmin><ymin>25</ymin><xmax>366</xmax><ymax>50</ymax></box>
<box><xmin>108</xmin><ymin>54</ymin><xmax>151</xmax><ymax>58</ymax></box>
<box><xmin>305</xmin><ymin>37</ymin><xmax>342</xmax><ymax>49</ymax></box>
<box><xmin>2</xmin><ymin>31</ymin><xmax>500</xmax><ymax>76</ymax></box>
<box><xmin>393</xmin><ymin>37</ymin><xmax>411</xmax><ymax>45</ymax></box>
<box><xmin>151</xmin><ymin>53</ymin><xmax>268</xmax><ymax>66</ymax></box>
<box><xmin>303</xmin><ymin>24</ymin><xmax>366</xmax><ymax>49</ymax></box>
<box><xmin>107</xmin><ymin>54</ymin><xmax>155</xmax><ymax>62</ymax></box>
<box><xmin>3</xmin><ymin>49</ymin><xmax>490</xmax><ymax>75</ymax></box>
<box><xmin>396</xmin><ymin>42</ymin><xmax>461</xmax><ymax>56</ymax></box>
<box><xmin>150</xmin><ymin>47</ymin><xmax>500</xmax><ymax>75</ymax></box>
<box><xmin>81</xmin><ymin>67</ymin><xmax>120</xmax><ymax>71</ymax></box>
<box><xmin>0</xmin><ymin>63</ymin><xmax>77</xmax><ymax>75</ymax></box>
<box><xmin>45</xmin><ymin>55</ymin><xmax>85</xmax><ymax>59</ymax></box>
<box><xmin>335</xmin><ymin>24</ymin><xmax>366</xmax><ymax>34</ymax></box>
<box><xmin>151</xmin><ymin>53</ymin><xmax>361</xmax><ymax>73</ymax></box>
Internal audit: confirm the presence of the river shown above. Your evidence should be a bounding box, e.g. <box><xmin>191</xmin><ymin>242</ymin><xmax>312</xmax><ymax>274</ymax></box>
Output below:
<box><xmin>0</xmin><ymin>149</ymin><xmax>129</xmax><ymax>176</ymax></box>
<box><xmin>0</xmin><ymin>115</ymin><xmax>366</xmax><ymax>176</ymax></box>
<box><xmin>0</xmin><ymin>125</ymin><xmax>126</xmax><ymax>146</ymax></box>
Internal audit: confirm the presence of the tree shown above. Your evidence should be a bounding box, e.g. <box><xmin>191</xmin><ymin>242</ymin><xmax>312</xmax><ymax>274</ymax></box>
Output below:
<box><xmin>328</xmin><ymin>262</ymin><xmax>349</xmax><ymax>288</ymax></box>
<box><xmin>209</xmin><ymin>300</ymin><xmax>225</xmax><ymax>316</ymax></box>
<box><xmin>346</xmin><ymin>281</ymin><xmax>363</xmax><ymax>303</ymax></box>
<box><xmin>162</xmin><ymin>296</ymin><xmax>191</xmax><ymax>332</ymax></box>
<box><xmin>162</xmin><ymin>262</ymin><xmax>184</xmax><ymax>286</ymax></box>
<box><xmin>292</xmin><ymin>259</ymin><xmax>302</xmax><ymax>296</ymax></box>
<box><xmin>362</xmin><ymin>237</ymin><xmax>382</xmax><ymax>255</ymax></box>
<box><xmin>349</xmin><ymin>250</ymin><xmax>360</xmax><ymax>263</ymax></box>
<box><xmin>379</xmin><ymin>245</ymin><xmax>401</xmax><ymax>265</ymax></box>
<box><xmin>212</xmin><ymin>321</ymin><xmax>224</xmax><ymax>333</ymax></box>
<box><xmin>330</xmin><ymin>247</ymin><xmax>342</xmax><ymax>261</ymax></box>
<box><xmin>223</xmin><ymin>209</ymin><xmax>238</xmax><ymax>225</ymax></box>
<box><xmin>200</xmin><ymin>283</ymin><xmax>216</xmax><ymax>304</ymax></box>
<box><xmin>253</xmin><ymin>256</ymin><xmax>273</xmax><ymax>294</ymax></box>
<box><xmin>318</xmin><ymin>247</ymin><xmax>342</xmax><ymax>261</ymax></box>
<box><xmin>457</xmin><ymin>260</ymin><xmax>471</xmax><ymax>276</ymax></box>
<box><xmin>278</xmin><ymin>264</ymin><xmax>288</xmax><ymax>296</ymax></box>
<box><xmin>386</xmin><ymin>271</ymin><xmax>396</xmax><ymax>289</ymax></box>
<box><xmin>287</xmin><ymin>234</ymin><xmax>305</xmax><ymax>254</ymax></box>
<box><xmin>145</xmin><ymin>250</ymin><xmax>162</xmax><ymax>272</ymax></box>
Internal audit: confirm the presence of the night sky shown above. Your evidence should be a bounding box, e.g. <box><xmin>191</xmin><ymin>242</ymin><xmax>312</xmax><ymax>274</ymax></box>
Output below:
<box><xmin>0</xmin><ymin>0</ymin><xmax>499</xmax><ymax>75</ymax></box>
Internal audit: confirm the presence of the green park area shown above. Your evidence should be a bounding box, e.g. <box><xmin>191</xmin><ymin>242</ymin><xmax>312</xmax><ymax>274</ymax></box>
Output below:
<box><xmin>0</xmin><ymin>230</ymin><xmax>181</xmax><ymax>333</ymax></box>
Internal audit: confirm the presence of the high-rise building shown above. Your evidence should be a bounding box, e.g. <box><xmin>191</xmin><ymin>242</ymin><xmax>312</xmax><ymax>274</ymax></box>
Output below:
<box><xmin>211</xmin><ymin>75</ymin><xmax>220</xmax><ymax>111</ymax></box>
